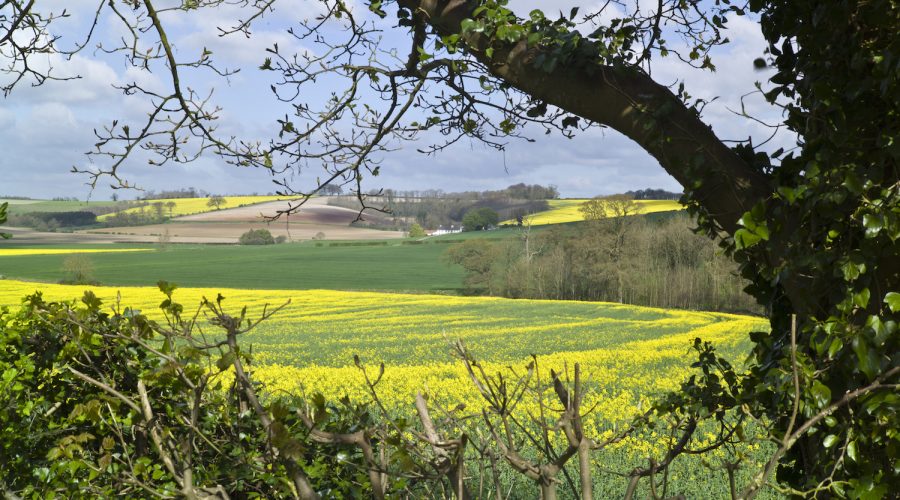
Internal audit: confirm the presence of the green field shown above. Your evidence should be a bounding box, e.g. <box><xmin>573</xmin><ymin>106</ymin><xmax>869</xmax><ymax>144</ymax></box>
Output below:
<box><xmin>0</xmin><ymin>211</ymin><xmax>693</xmax><ymax>291</ymax></box>
<box><xmin>0</xmin><ymin>242</ymin><xmax>466</xmax><ymax>292</ymax></box>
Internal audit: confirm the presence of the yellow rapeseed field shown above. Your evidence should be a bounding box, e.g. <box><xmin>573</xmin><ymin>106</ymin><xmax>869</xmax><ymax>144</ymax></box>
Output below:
<box><xmin>0</xmin><ymin>248</ymin><xmax>151</xmax><ymax>257</ymax></box>
<box><xmin>96</xmin><ymin>195</ymin><xmax>292</xmax><ymax>220</ymax></box>
<box><xmin>502</xmin><ymin>199</ymin><xmax>684</xmax><ymax>226</ymax></box>
<box><xmin>0</xmin><ymin>279</ymin><xmax>768</xmax><ymax>469</ymax></box>
<box><xmin>0</xmin><ymin>279</ymin><xmax>764</xmax><ymax>445</ymax></box>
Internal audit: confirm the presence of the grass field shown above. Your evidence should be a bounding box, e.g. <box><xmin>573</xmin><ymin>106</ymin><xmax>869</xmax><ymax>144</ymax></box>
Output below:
<box><xmin>0</xmin><ymin>278</ymin><xmax>772</xmax><ymax>497</ymax></box>
<box><xmin>0</xmin><ymin>243</ymin><xmax>466</xmax><ymax>292</ymax></box>
<box><xmin>503</xmin><ymin>198</ymin><xmax>685</xmax><ymax>225</ymax></box>
<box><xmin>0</xmin><ymin>211</ymin><xmax>687</xmax><ymax>290</ymax></box>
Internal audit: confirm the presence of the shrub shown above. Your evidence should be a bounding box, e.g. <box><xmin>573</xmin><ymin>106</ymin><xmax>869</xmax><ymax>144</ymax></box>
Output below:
<box><xmin>275</xmin><ymin>235</ymin><xmax>287</xmax><ymax>244</ymax></box>
<box><xmin>407</xmin><ymin>222</ymin><xmax>426</xmax><ymax>238</ymax></box>
<box><xmin>238</xmin><ymin>228</ymin><xmax>275</xmax><ymax>245</ymax></box>
<box><xmin>60</xmin><ymin>255</ymin><xmax>97</xmax><ymax>285</ymax></box>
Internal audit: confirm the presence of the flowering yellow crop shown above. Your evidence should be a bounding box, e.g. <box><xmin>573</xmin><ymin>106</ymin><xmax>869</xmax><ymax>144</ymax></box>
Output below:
<box><xmin>0</xmin><ymin>248</ymin><xmax>151</xmax><ymax>257</ymax></box>
<box><xmin>0</xmin><ymin>279</ymin><xmax>768</xmax><ymax>467</ymax></box>
<box><xmin>502</xmin><ymin>199</ymin><xmax>684</xmax><ymax>226</ymax></box>
<box><xmin>96</xmin><ymin>195</ymin><xmax>293</xmax><ymax>221</ymax></box>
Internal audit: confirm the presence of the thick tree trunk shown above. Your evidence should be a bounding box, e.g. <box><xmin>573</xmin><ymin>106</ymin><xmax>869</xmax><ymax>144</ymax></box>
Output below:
<box><xmin>400</xmin><ymin>0</ymin><xmax>771</xmax><ymax>235</ymax></box>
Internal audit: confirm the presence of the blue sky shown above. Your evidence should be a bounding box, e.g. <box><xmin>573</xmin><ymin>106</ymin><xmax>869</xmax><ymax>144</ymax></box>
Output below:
<box><xmin>0</xmin><ymin>1</ymin><xmax>788</xmax><ymax>200</ymax></box>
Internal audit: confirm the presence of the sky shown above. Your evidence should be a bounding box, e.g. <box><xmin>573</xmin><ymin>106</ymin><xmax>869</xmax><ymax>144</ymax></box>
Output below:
<box><xmin>0</xmin><ymin>1</ymin><xmax>790</xmax><ymax>200</ymax></box>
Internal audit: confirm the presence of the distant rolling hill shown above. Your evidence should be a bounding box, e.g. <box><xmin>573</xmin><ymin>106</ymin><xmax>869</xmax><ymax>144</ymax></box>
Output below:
<box><xmin>502</xmin><ymin>199</ymin><xmax>684</xmax><ymax>226</ymax></box>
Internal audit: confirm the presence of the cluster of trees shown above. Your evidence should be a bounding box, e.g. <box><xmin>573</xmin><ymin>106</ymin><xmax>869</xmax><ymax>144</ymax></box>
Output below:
<box><xmin>99</xmin><ymin>201</ymin><xmax>177</xmax><ymax>228</ymax></box>
<box><xmin>624</xmin><ymin>188</ymin><xmax>681</xmax><ymax>200</ymax></box>
<box><xmin>446</xmin><ymin>213</ymin><xmax>758</xmax><ymax>314</ymax></box>
<box><xmin>7</xmin><ymin>211</ymin><xmax>97</xmax><ymax>231</ymax></box>
<box><xmin>6</xmin><ymin>202</ymin><xmax>144</xmax><ymax>231</ymax></box>
<box><xmin>356</xmin><ymin>183</ymin><xmax>559</xmax><ymax>202</ymax></box>
<box><xmin>330</xmin><ymin>184</ymin><xmax>556</xmax><ymax>230</ymax></box>
<box><xmin>239</xmin><ymin>228</ymin><xmax>287</xmax><ymax>245</ymax></box>
<box><xmin>461</xmin><ymin>207</ymin><xmax>499</xmax><ymax>231</ymax></box>
<box><xmin>138</xmin><ymin>187</ymin><xmax>208</xmax><ymax>200</ymax></box>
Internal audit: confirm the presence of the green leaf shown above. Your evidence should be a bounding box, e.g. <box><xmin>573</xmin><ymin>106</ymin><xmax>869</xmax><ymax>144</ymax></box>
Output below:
<box><xmin>852</xmin><ymin>337</ymin><xmax>879</xmax><ymax>380</ymax></box>
<box><xmin>157</xmin><ymin>280</ymin><xmax>177</xmax><ymax>297</ymax></box>
<box><xmin>863</xmin><ymin>213</ymin><xmax>884</xmax><ymax>238</ymax></box>
<box><xmin>884</xmin><ymin>292</ymin><xmax>900</xmax><ymax>313</ymax></box>
<box><xmin>216</xmin><ymin>351</ymin><xmax>236</xmax><ymax>371</ymax></box>
<box><xmin>827</xmin><ymin>337</ymin><xmax>843</xmax><ymax>358</ymax></box>
<box><xmin>823</xmin><ymin>434</ymin><xmax>839</xmax><ymax>448</ymax></box>
<box><xmin>840</xmin><ymin>258</ymin><xmax>866</xmax><ymax>281</ymax></box>
<box><xmin>734</xmin><ymin>228</ymin><xmax>762</xmax><ymax>249</ymax></box>
<box><xmin>810</xmin><ymin>381</ymin><xmax>832</xmax><ymax>408</ymax></box>
<box><xmin>81</xmin><ymin>291</ymin><xmax>102</xmax><ymax>311</ymax></box>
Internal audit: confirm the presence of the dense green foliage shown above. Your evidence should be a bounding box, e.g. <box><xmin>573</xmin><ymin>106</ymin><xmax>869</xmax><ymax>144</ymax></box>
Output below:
<box><xmin>0</xmin><ymin>290</ymin><xmax>389</xmax><ymax>497</ymax></box>
<box><xmin>0</xmin><ymin>203</ymin><xmax>9</xmax><ymax>239</ymax></box>
<box><xmin>6</xmin><ymin>201</ymin><xmax>140</xmax><ymax>230</ymax></box>
<box><xmin>437</xmin><ymin>0</ymin><xmax>900</xmax><ymax>493</ymax></box>
<box><xmin>29</xmin><ymin>211</ymin><xmax>97</xmax><ymax>227</ymax></box>
<box><xmin>407</xmin><ymin>222</ymin><xmax>426</xmax><ymax>238</ymax></box>
<box><xmin>461</xmin><ymin>207</ymin><xmax>499</xmax><ymax>231</ymax></box>
<box><xmin>693</xmin><ymin>1</ymin><xmax>900</xmax><ymax>494</ymax></box>
<box><xmin>239</xmin><ymin>228</ymin><xmax>276</xmax><ymax>245</ymax></box>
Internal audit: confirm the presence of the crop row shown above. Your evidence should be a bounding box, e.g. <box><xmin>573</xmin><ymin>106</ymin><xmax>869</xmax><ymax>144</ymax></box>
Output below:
<box><xmin>0</xmin><ymin>279</ymin><xmax>773</xmax><ymax>496</ymax></box>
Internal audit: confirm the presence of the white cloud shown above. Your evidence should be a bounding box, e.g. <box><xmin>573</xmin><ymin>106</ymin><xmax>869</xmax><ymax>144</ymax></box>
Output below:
<box><xmin>2</xmin><ymin>2</ymin><xmax>786</xmax><ymax>200</ymax></box>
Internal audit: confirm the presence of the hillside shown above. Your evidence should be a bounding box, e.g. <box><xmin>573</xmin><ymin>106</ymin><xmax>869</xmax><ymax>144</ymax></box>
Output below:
<box><xmin>95</xmin><ymin>195</ymin><xmax>292</xmax><ymax>220</ymax></box>
<box><xmin>503</xmin><ymin>198</ymin><xmax>684</xmax><ymax>225</ymax></box>
<box><xmin>82</xmin><ymin>197</ymin><xmax>406</xmax><ymax>243</ymax></box>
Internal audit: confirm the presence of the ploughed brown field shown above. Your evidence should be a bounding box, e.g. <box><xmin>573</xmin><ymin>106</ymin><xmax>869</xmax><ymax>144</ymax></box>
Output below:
<box><xmin>3</xmin><ymin>198</ymin><xmax>404</xmax><ymax>244</ymax></box>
